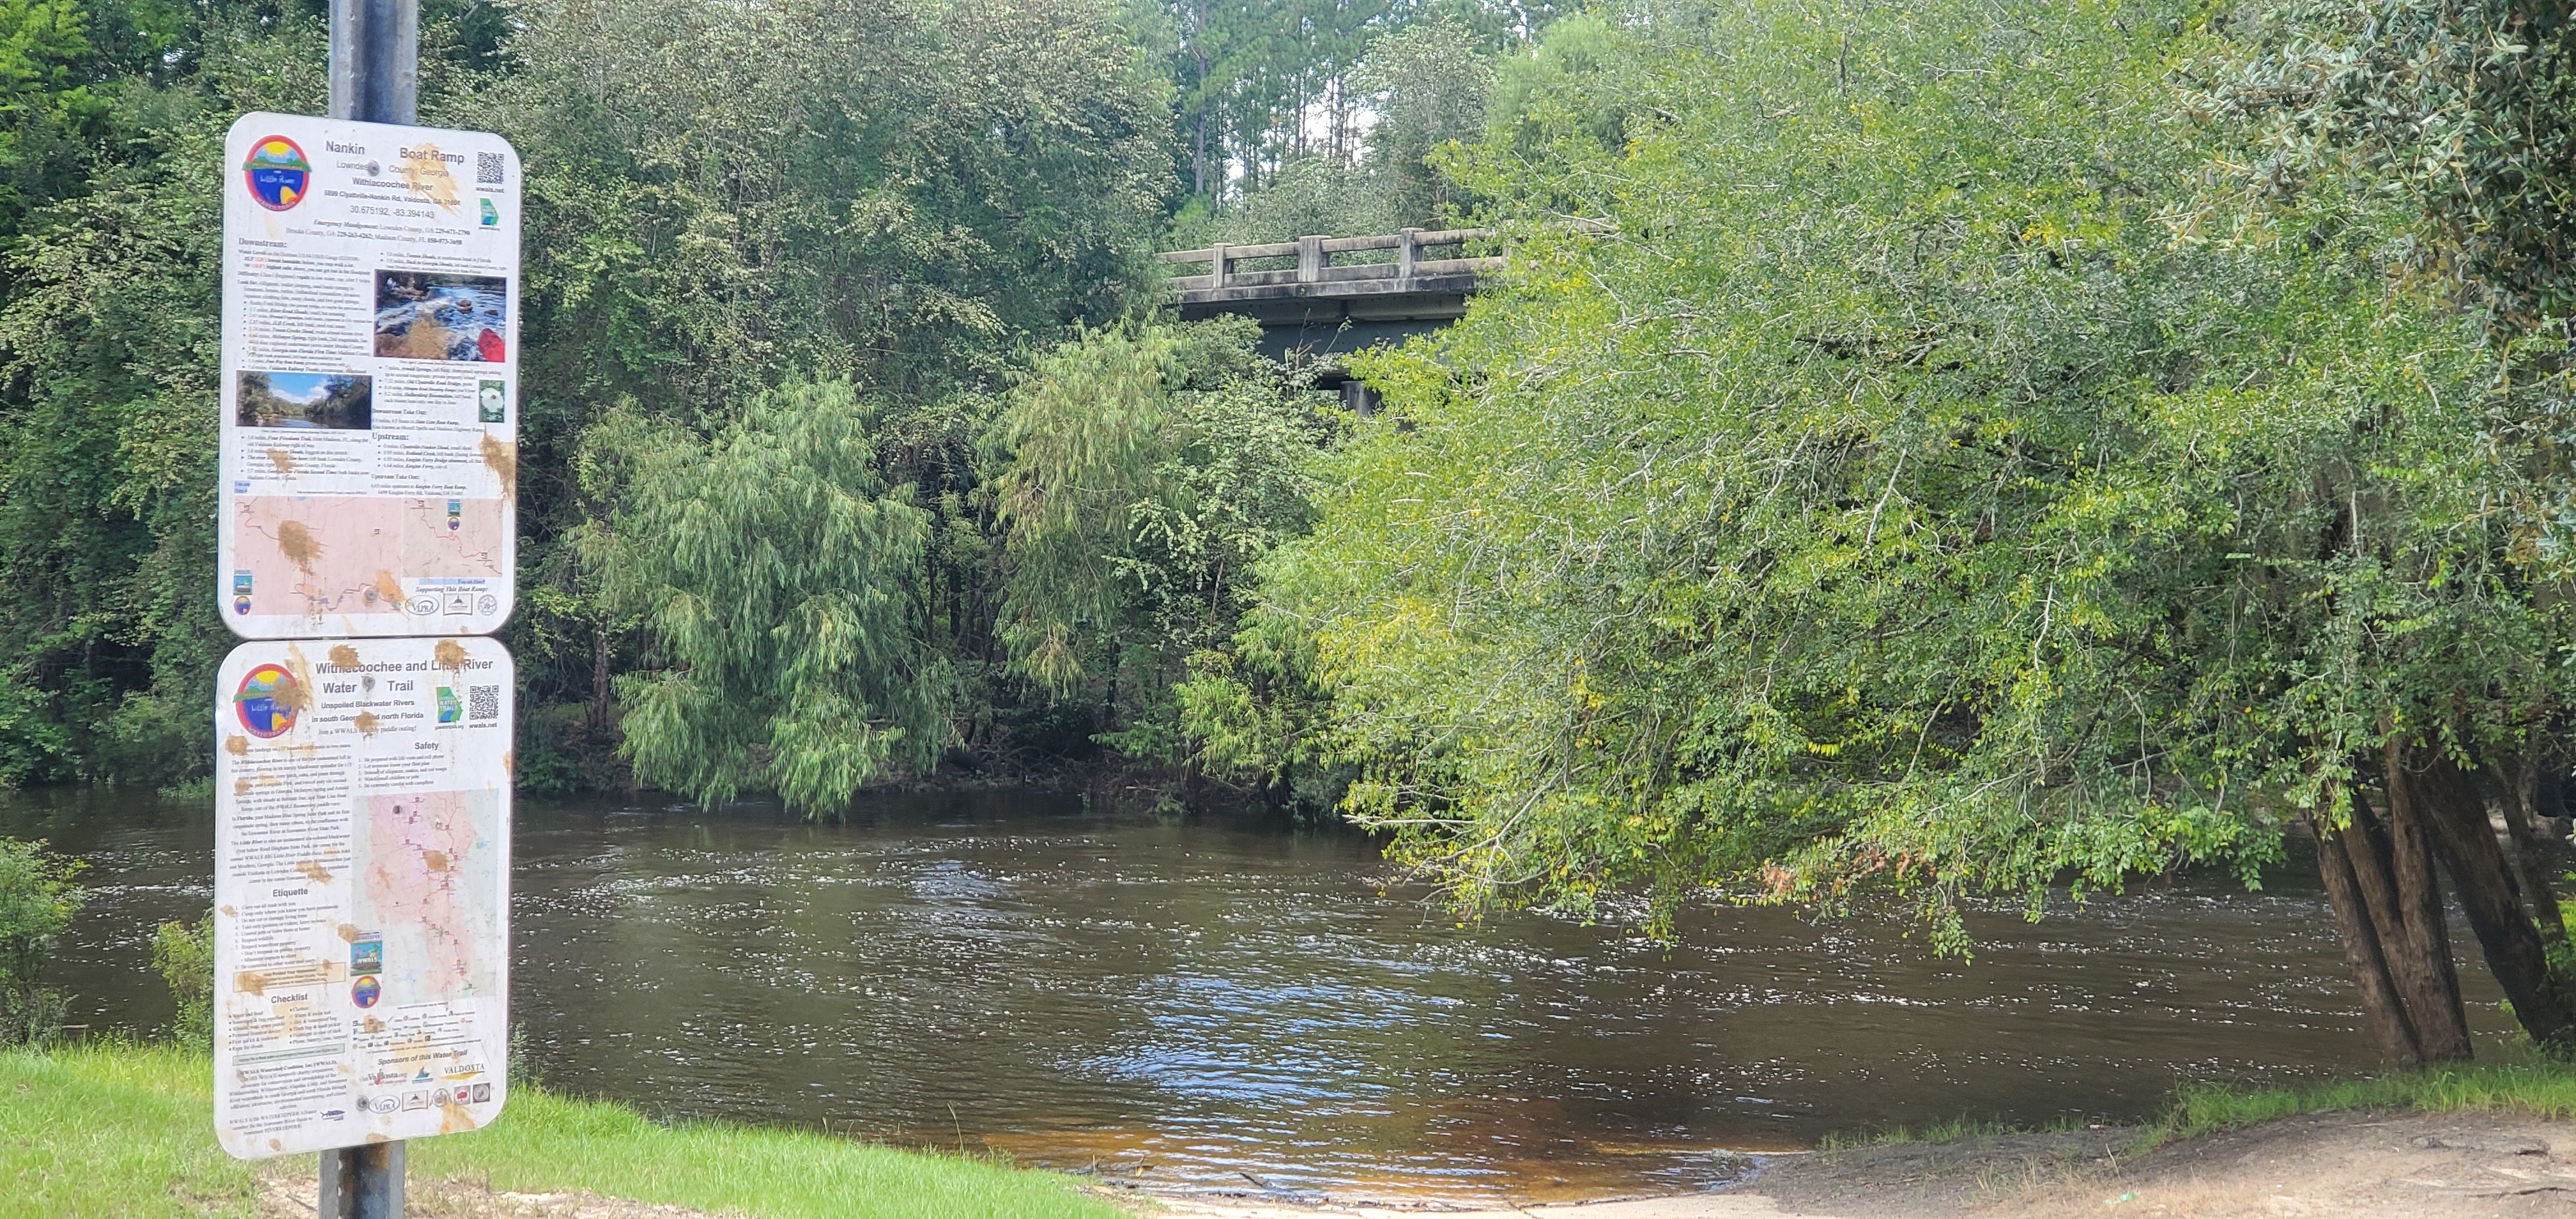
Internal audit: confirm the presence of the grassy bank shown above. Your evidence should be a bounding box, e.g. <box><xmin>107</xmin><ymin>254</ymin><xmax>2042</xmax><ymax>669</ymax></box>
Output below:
<box><xmin>2149</xmin><ymin>1059</ymin><xmax>2576</xmax><ymax>1147</ymax></box>
<box><xmin>0</xmin><ymin>1042</ymin><xmax>1132</xmax><ymax>1219</ymax></box>
<box><xmin>1818</xmin><ymin>1059</ymin><xmax>2576</xmax><ymax>1154</ymax></box>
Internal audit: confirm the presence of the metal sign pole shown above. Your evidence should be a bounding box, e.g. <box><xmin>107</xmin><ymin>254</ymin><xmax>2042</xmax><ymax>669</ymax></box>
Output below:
<box><xmin>330</xmin><ymin>0</ymin><xmax>418</xmax><ymax>126</ymax></box>
<box><xmin>319</xmin><ymin>4</ymin><xmax>417</xmax><ymax>1215</ymax></box>
<box><xmin>319</xmin><ymin>1141</ymin><xmax>404</xmax><ymax>1219</ymax></box>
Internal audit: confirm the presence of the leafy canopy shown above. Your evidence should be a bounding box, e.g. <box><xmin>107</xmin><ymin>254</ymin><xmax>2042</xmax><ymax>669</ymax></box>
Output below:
<box><xmin>1254</xmin><ymin>0</ymin><xmax>2565</xmax><ymax>944</ymax></box>
<box><xmin>586</xmin><ymin>380</ymin><xmax>953</xmax><ymax>813</ymax></box>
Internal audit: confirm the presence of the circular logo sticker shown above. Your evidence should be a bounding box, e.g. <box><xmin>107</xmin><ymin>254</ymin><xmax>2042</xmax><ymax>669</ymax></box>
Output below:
<box><xmin>351</xmin><ymin>976</ymin><xmax>381</xmax><ymax>1009</ymax></box>
<box><xmin>233</xmin><ymin>663</ymin><xmax>301</xmax><ymax>739</ymax></box>
<box><xmin>242</xmin><ymin>136</ymin><xmax>311</xmax><ymax>211</ymax></box>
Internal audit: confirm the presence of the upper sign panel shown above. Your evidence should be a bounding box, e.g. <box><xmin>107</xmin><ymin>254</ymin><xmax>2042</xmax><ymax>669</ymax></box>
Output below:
<box><xmin>218</xmin><ymin>113</ymin><xmax>519</xmax><ymax>639</ymax></box>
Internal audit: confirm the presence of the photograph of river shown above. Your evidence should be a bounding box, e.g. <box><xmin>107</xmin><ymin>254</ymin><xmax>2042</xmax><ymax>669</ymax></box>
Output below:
<box><xmin>2</xmin><ymin>786</ymin><xmax>2514</xmax><ymax>1208</ymax></box>
<box><xmin>234</xmin><ymin>370</ymin><xmax>372</xmax><ymax>429</ymax></box>
<box><xmin>373</xmin><ymin>270</ymin><xmax>508</xmax><ymax>362</ymax></box>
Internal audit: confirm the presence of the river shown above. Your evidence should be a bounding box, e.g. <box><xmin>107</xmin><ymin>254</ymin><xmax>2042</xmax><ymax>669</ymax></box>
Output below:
<box><xmin>1</xmin><ymin>785</ymin><xmax>2512</xmax><ymax>1206</ymax></box>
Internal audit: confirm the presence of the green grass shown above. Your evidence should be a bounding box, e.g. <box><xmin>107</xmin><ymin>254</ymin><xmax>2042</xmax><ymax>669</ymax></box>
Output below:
<box><xmin>1813</xmin><ymin>1114</ymin><xmax>2087</xmax><ymax>1151</ymax></box>
<box><xmin>1812</xmin><ymin>1059</ymin><xmax>2576</xmax><ymax>1156</ymax></box>
<box><xmin>0</xmin><ymin>1042</ymin><xmax>1136</xmax><ymax>1219</ymax></box>
<box><xmin>2144</xmin><ymin>1058</ymin><xmax>2576</xmax><ymax>1149</ymax></box>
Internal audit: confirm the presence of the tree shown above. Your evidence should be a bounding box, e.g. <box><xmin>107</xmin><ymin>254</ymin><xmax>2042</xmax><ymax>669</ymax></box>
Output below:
<box><xmin>0</xmin><ymin>6</ymin><xmax>323</xmax><ymax>787</ymax></box>
<box><xmin>1250</xmin><ymin>0</ymin><xmax>2576</xmax><ymax>1061</ymax></box>
<box><xmin>583</xmin><ymin>379</ymin><xmax>954</xmax><ymax>812</ymax></box>
<box><xmin>993</xmin><ymin>318</ymin><xmax>1333</xmax><ymax>770</ymax></box>
<box><xmin>1351</xmin><ymin>13</ymin><xmax>1490</xmax><ymax>225</ymax></box>
<box><xmin>1160</xmin><ymin>0</ymin><xmax>1560</xmax><ymax>236</ymax></box>
<box><xmin>479</xmin><ymin>0</ymin><xmax>1176</xmax><ymax>787</ymax></box>
<box><xmin>0</xmin><ymin>836</ymin><xmax>82</xmax><ymax>1045</ymax></box>
<box><xmin>2202</xmin><ymin>0</ymin><xmax>2576</xmax><ymax>332</ymax></box>
<box><xmin>2190</xmin><ymin>0</ymin><xmax>2576</xmax><ymax>1058</ymax></box>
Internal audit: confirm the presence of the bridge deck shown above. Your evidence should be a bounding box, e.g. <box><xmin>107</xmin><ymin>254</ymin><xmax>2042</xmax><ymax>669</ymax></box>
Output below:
<box><xmin>1160</xmin><ymin>228</ymin><xmax>1501</xmax><ymax>312</ymax></box>
<box><xmin>1162</xmin><ymin>229</ymin><xmax>1499</xmax><ymax>403</ymax></box>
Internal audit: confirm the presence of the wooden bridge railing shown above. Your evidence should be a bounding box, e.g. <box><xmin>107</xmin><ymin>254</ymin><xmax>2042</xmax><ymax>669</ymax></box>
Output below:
<box><xmin>1159</xmin><ymin>227</ymin><xmax>1502</xmax><ymax>297</ymax></box>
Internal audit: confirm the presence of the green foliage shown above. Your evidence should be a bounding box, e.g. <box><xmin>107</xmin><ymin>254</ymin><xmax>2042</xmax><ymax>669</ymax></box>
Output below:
<box><xmin>1172</xmin><ymin>151</ymin><xmax>1400</xmax><ymax>247</ymax></box>
<box><xmin>0</xmin><ymin>8</ymin><xmax>314</xmax><ymax>787</ymax></box>
<box><xmin>1176</xmin><ymin>602</ymin><xmax>1344</xmax><ymax>803</ymax></box>
<box><xmin>0</xmin><ymin>0</ymin><xmax>1195</xmax><ymax>790</ymax></box>
<box><xmin>586</xmin><ymin>380</ymin><xmax>954</xmax><ymax>813</ymax></box>
<box><xmin>1249</xmin><ymin>0</ymin><xmax>2576</xmax><ymax>946</ymax></box>
<box><xmin>993</xmin><ymin>318</ymin><xmax>1333</xmax><ymax>767</ymax></box>
<box><xmin>2200</xmin><ymin>1</ymin><xmax>2576</xmax><ymax>330</ymax></box>
<box><xmin>489</xmin><ymin>0</ymin><xmax>1169</xmax><ymax>418</ymax></box>
<box><xmin>148</xmin><ymin>912</ymin><xmax>209</xmax><ymax>1048</ymax></box>
<box><xmin>1483</xmin><ymin>10</ymin><xmax>1633</xmax><ymax>167</ymax></box>
<box><xmin>1165</xmin><ymin>1</ymin><xmax>1540</xmax><ymax>242</ymax></box>
<box><xmin>489</xmin><ymin>0</ymin><xmax>1176</xmax><ymax>785</ymax></box>
<box><xmin>1351</xmin><ymin>13</ymin><xmax>1492</xmax><ymax>224</ymax></box>
<box><xmin>1156</xmin><ymin>0</ymin><xmax>1570</xmax><ymax>202</ymax></box>
<box><xmin>0</xmin><ymin>837</ymin><xmax>80</xmax><ymax>1046</ymax></box>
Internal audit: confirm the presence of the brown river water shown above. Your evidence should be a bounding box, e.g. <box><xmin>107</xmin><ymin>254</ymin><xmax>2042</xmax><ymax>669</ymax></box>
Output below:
<box><xmin>2</xmin><ymin>786</ymin><xmax>2515</xmax><ymax>1206</ymax></box>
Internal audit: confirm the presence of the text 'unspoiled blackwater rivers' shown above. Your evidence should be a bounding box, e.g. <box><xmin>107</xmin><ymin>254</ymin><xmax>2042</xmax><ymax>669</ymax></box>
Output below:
<box><xmin>7</xmin><ymin>787</ymin><xmax>2511</xmax><ymax>1206</ymax></box>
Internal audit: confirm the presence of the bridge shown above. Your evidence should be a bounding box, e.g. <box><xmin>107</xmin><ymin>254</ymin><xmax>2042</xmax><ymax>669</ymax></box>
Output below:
<box><xmin>1160</xmin><ymin>227</ymin><xmax>1502</xmax><ymax>411</ymax></box>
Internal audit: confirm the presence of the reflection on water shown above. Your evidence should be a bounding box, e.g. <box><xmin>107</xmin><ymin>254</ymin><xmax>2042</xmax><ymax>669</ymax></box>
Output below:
<box><xmin>4</xmin><ymin>786</ymin><xmax>2513</xmax><ymax>1206</ymax></box>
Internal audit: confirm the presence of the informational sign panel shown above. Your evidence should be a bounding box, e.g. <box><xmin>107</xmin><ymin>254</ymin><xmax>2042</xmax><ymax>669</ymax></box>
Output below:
<box><xmin>213</xmin><ymin>636</ymin><xmax>513</xmax><ymax>1160</ymax></box>
<box><xmin>218</xmin><ymin>112</ymin><xmax>520</xmax><ymax>639</ymax></box>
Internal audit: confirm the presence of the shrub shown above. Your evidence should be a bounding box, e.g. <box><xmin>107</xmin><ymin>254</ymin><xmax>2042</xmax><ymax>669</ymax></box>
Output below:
<box><xmin>0</xmin><ymin>837</ymin><xmax>84</xmax><ymax>1046</ymax></box>
<box><xmin>151</xmin><ymin>913</ymin><xmax>213</xmax><ymax>1047</ymax></box>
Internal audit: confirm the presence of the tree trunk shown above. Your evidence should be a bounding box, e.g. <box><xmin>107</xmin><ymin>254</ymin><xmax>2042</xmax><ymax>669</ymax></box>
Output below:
<box><xmin>2313</xmin><ymin>817</ymin><xmax>2431</xmax><ymax>1061</ymax></box>
<box><xmin>1193</xmin><ymin>109</ymin><xmax>1209</xmax><ymax>197</ymax></box>
<box><xmin>2313</xmin><ymin>776</ymin><xmax>2474</xmax><ymax>1062</ymax></box>
<box><xmin>588</xmin><ymin>627</ymin><xmax>612</xmax><ymax>731</ymax></box>
<box><xmin>2494</xmin><ymin>753</ymin><xmax>2572</xmax><ymax>973</ymax></box>
<box><xmin>2400</xmin><ymin>742</ymin><xmax>2576</xmax><ymax>1054</ymax></box>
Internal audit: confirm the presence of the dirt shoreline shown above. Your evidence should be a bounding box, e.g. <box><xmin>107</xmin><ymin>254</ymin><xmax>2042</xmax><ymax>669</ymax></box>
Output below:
<box><xmin>241</xmin><ymin>1107</ymin><xmax>2576</xmax><ymax>1217</ymax></box>
<box><xmin>1138</xmin><ymin>1109</ymin><xmax>2576</xmax><ymax>1218</ymax></box>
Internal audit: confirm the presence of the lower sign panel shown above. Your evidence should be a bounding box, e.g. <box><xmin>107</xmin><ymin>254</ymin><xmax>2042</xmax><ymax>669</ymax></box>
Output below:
<box><xmin>213</xmin><ymin>636</ymin><xmax>512</xmax><ymax>1159</ymax></box>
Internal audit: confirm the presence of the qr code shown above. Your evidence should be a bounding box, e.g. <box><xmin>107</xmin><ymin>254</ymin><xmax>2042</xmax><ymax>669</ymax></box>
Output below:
<box><xmin>475</xmin><ymin>151</ymin><xmax>505</xmax><ymax>185</ymax></box>
<box><xmin>468</xmin><ymin>684</ymin><xmax>502</xmax><ymax>722</ymax></box>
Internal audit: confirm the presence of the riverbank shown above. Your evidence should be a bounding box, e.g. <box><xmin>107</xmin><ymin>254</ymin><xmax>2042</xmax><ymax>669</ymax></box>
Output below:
<box><xmin>21</xmin><ymin>1040</ymin><xmax>2576</xmax><ymax>1218</ymax></box>
<box><xmin>1158</xmin><ymin>1110</ymin><xmax>2576</xmax><ymax>1217</ymax></box>
<box><xmin>1154</xmin><ymin>1062</ymin><xmax>2576</xmax><ymax>1217</ymax></box>
<box><xmin>0</xmin><ymin>1042</ymin><xmax>1128</xmax><ymax>1219</ymax></box>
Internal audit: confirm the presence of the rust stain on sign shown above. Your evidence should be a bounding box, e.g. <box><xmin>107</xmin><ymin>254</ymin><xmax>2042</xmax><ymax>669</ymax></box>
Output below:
<box><xmin>434</xmin><ymin>639</ymin><xmax>469</xmax><ymax>669</ymax></box>
<box><xmin>235</xmin><ymin>970</ymin><xmax>269</xmax><ymax>996</ymax></box>
<box><xmin>234</xmin><ymin>778</ymin><xmax>252</xmax><ymax>795</ymax></box>
<box><xmin>422</xmin><ymin>850</ymin><xmax>450</xmax><ymax>873</ymax></box>
<box><xmin>277</xmin><ymin>520</ymin><xmax>321</xmax><ymax>571</ymax></box>
<box><xmin>337</xmin><ymin>924</ymin><xmax>363</xmax><ymax>942</ymax></box>
<box><xmin>479</xmin><ymin>435</ymin><xmax>516</xmax><ymax>494</ymax></box>
<box><xmin>397</xmin><ymin>142</ymin><xmax>463</xmax><ymax>211</ymax></box>
<box><xmin>328</xmin><ymin>644</ymin><xmax>360</xmax><ymax>668</ymax></box>
<box><xmin>267</xmin><ymin>448</ymin><xmax>296</xmax><ymax>473</ymax></box>
<box><xmin>353</xmin><ymin>710</ymin><xmax>379</xmax><ymax>735</ymax></box>
<box><xmin>295</xmin><ymin>859</ymin><xmax>333</xmax><ymax>884</ymax></box>
<box><xmin>224</xmin><ymin>735</ymin><xmax>249</xmax><ymax>755</ymax></box>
